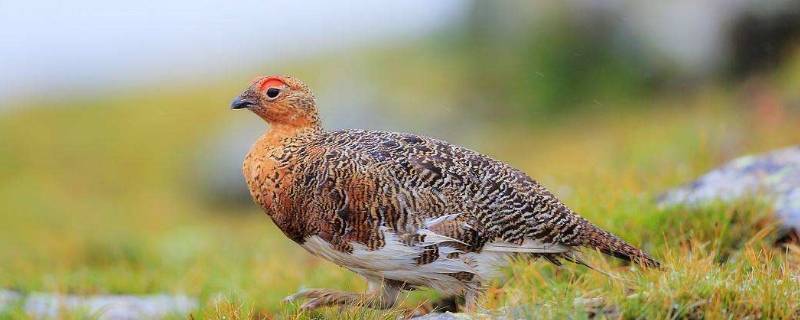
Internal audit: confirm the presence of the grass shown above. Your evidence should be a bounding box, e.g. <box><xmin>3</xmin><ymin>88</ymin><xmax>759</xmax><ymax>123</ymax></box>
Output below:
<box><xmin>494</xmin><ymin>200</ymin><xmax>798</xmax><ymax>319</ymax></box>
<box><xmin>1</xmin><ymin>48</ymin><xmax>800</xmax><ymax>319</ymax></box>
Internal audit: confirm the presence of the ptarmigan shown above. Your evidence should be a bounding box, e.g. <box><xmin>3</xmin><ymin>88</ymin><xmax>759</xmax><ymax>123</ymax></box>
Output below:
<box><xmin>231</xmin><ymin>75</ymin><xmax>659</xmax><ymax>311</ymax></box>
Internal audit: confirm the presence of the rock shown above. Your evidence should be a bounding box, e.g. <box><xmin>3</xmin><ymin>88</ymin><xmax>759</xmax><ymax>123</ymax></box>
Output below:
<box><xmin>413</xmin><ymin>312</ymin><xmax>473</xmax><ymax>320</ymax></box>
<box><xmin>659</xmin><ymin>145</ymin><xmax>800</xmax><ymax>228</ymax></box>
<box><xmin>0</xmin><ymin>290</ymin><xmax>22</xmax><ymax>312</ymax></box>
<box><xmin>0</xmin><ymin>290</ymin><xmax>197</xmax><ymax>319</ymax></box>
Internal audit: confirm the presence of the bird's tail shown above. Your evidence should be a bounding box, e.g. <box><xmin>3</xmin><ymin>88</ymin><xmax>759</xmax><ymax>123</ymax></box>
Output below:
<box><xmin>578</xmin><ymin>217</ymin><xmax>661</xmax><ymax>269</ymax></box>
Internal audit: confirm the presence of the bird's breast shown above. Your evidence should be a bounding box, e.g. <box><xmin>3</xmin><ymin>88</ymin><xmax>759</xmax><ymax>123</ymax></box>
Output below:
<box><xmin>243</xmin><ymin>152</ymin><xmax>278</xmax><ymax>211</ymax></box>
<box><xmin>243</xmin><ymin>145</ymin><xmax>314</xmax><ymax>242</ymax></box>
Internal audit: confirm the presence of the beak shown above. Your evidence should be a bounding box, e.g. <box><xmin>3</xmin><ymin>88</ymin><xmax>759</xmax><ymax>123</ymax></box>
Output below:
<box><xmin>230</xmin><ymin>96</ymin><xmax>257</xmax><ymax>110</ymax></box>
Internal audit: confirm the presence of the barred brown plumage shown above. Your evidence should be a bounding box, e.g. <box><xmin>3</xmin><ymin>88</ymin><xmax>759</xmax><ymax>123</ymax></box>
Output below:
<box><xmin>232</xmin><ymin>75</ymin><xmax>659</xmax><ymax>312</ymax></box>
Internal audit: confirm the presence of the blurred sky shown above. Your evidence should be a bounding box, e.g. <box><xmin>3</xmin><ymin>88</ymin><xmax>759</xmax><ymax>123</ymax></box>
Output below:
<box><xmin>0</xmin><ymin>0</ymin><xmax>464</xmax><ymax>104</ymax></box>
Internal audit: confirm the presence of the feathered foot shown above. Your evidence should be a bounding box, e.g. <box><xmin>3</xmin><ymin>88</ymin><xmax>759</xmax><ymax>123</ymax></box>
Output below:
<box><xmin>464</xmin><ymin>288</ymin><xmax>482</xmax><ymax>313</ymax></box>
<box><xmin>284</xmin><ymin>281</ymin><xmax>401</xmax><ymax>311</ymax></box>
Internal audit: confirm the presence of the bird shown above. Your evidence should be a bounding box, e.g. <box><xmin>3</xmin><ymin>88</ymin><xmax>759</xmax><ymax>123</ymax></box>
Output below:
<box><xmin>231</xmin><ymin>75</ymin><xmax>659</xmax><ymax>312</ymax></box>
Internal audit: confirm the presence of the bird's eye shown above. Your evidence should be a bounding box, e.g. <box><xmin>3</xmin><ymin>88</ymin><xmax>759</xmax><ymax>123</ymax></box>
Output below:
<box><xmin>266</xmin><ymin>87</ymin><xmax>281</xmax><ymax>99</ymax></box>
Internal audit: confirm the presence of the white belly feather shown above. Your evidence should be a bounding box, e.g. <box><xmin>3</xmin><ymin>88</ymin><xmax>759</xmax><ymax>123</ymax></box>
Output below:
<box><xmin>300</xmin><ymin>220</ymin><xmax>570</xmax><ymax>295</ymax></box>
<box><xmin>302</xmin><ymin>231</ymin><xmax>477</xmax><ymax>295</ymax></box>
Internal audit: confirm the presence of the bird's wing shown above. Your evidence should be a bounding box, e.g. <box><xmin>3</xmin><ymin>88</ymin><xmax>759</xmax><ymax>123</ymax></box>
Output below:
<box><xmin>308</xmin><ymin>130</ymin><xmax>568</xmax><ymax>254</ymax></box>
<box><xmin>311</xmin><ymin>129</ymin><xmax>658</xmax><ymax>268</ymax></box>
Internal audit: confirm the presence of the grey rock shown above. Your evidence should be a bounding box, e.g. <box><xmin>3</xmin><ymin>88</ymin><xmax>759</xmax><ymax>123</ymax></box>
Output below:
<box><xmin>0</xmin><ymin>290</ymin><xmax>23</xmax><ymax>312</ymax></box>
<box><xmin>659</xmin><ymin>145</ymin><xmax>800</xmax><ymax>228</ymax></box>
<box><xmin>413</xmin><ymin>312</ymin><xmax>473</xmax><ymax>320</ymax></box>
<box><xmin>0</xmin><ymin>290</ymin><xmax>197</xmax><ymax>319</ymax></box>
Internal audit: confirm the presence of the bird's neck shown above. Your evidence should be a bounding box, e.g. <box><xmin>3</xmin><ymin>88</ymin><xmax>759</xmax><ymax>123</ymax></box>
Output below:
<box><xmin>259</xmin><ymin>122</ymin><xmax>322</xmax><ymax>148</ymax></box>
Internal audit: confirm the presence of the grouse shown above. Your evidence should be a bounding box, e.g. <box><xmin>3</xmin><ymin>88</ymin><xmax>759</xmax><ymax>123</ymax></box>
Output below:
<box><xmin>231</xmin><ymin>75</ymin><xmax>659</xmax><ymax>311</ymax></box>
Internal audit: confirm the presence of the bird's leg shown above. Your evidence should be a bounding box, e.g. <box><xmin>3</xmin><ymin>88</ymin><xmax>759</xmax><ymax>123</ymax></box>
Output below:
<box><xmin>284</xmin><ymin>280</ymin><xmax>400</xmax><ymax>311</ymax></box>
<box><xmin>463</xmin><ymin>286</ymin><xmax>484</xmax><ymax>313</ymax></box>
<box><xmin>284</xmin><ymin>288</ymin><xmax>360</xmax><ymax>311</ymax></box>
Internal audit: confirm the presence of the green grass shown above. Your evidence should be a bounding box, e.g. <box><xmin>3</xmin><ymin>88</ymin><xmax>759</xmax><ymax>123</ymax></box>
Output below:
<box><xmin>2</xmin><ymin>48</ymin><xmax>800</xmax><ymax>319</ymax></box>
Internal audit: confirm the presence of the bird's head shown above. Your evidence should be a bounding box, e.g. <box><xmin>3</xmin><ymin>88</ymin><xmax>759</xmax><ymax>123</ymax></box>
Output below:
<box><xmin>231</xmin><ymin>75</ymin><xmax>320</xmax><ymax>129</ymax></box>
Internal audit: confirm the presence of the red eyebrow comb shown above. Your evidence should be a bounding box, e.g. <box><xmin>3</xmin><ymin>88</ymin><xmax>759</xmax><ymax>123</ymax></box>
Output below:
<box><xmin>258</xmin><ymin>76</ymin><xmax>286</xmax><ymax>91</ymax></box>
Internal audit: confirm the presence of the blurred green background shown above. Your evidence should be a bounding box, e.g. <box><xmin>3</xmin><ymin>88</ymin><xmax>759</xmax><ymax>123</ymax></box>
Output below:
<box><xmin>2</xmin><ymin>1</ymin><xmax>800</xmax><ymax>318</ymax></box>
